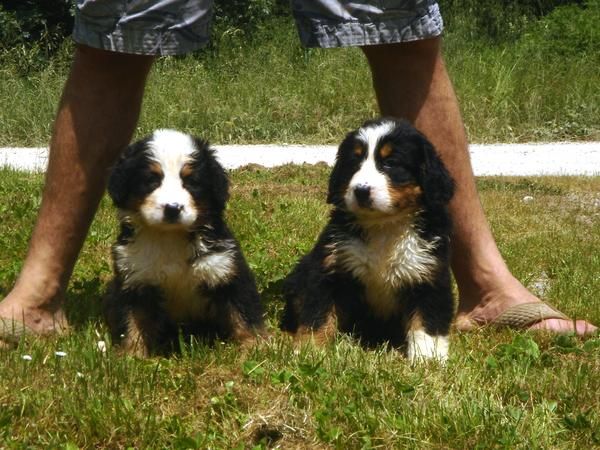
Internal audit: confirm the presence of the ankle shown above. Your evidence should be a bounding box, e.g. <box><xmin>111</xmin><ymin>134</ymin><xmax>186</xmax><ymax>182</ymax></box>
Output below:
<box><xmin>455</xmin><ymin>264</ymin><xmax>517</xmax><ymax>314</ymax></box>
<box><xmin>7</xmin><ymin>273</ymin><xmax>65</xmax><ymax>313</ymax></box>
<box><xmin>0</xmin><ymin>287</ymin><xmax>67</xmax><ymax>333</ymax></box>
<box><xmin>455</xmin><ymin>266</ymin><xmax>541</xmax><ymax>318</ymax></box>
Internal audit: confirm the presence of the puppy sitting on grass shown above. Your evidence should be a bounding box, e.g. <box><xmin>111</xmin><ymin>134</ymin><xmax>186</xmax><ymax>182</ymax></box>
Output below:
<box><xmin>280</xmin><ymin>119</ymin><xmax>455</xmax><ymax>363</ymax></box>
<box><xmin>104</xmin><ymin>129</ymin><xmax>264</xmax><ymax>356</ymax></box>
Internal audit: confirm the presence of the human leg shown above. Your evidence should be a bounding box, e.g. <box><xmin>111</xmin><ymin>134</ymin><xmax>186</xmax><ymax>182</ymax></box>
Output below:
<box><xmin>361</xmin><ymin>38</ymin><xmax>596</xmax><ymax>334</ymax></box>
<box><xmin>0</xmin><ymin>0</ymin><xmax>222</xmax><ymax>341</ymax></box>
<box><xmin>0</xmin><ymin>45</ymin><xmax>154</xmax><ymax>335</ymax></box>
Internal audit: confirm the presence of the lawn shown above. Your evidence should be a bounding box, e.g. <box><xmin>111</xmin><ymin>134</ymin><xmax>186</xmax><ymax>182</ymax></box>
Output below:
<box><xmin>0</xmin><ymin>167</ymin><xmax>598</xmax><ymax>448</ymax></box>
<box><xmin>1</xmin><ymin>4</ymin><xmax>599</xmax><ymax>146</ymax></box>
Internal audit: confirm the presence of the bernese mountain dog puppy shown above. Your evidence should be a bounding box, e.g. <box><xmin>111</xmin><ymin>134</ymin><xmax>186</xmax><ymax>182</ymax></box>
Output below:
<box><xmin>104</xmin><ymin>129</ymin><xmax>264</xmax><ymax>356</ymax></box>
<box><xmin>280</xmin><ymin>119</ymin><xmax>455</xmax><ymax>362</ymax></box>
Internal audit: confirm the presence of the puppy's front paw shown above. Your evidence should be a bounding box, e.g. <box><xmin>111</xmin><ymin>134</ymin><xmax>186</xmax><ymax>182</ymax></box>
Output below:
<box><xmin>121</xmin><ymin>333</ymin><xmax>152</xmax><ymax>358</ymax></box>
<box><xmin>406</xmin><ymin>330</ymin><xmax>449</xmax><ymax>364</ymax></box>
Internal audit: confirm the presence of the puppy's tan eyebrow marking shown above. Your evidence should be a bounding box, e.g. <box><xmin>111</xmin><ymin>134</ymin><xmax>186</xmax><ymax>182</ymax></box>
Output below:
<box><xmin>149</xmin><ymin>162</ymin><xmax>163</xmax><ymax>176</ymax></box>
<box><xmin>379</xmin><ymin>143</ymin><xmax>393</xmax><ymax>159</ymax></box>
<box><xmin>354</xmin><ymin>144</ymin><xmax>366</xmax><ymax>157</ymax></box>
<box><xmin>180</xmin><ymin>163</ymin><xmax>194</xmax><ymax>178</ymax></box>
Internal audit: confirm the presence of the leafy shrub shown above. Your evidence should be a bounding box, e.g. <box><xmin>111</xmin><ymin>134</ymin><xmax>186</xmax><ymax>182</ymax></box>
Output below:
<box><xmin>0</xmin><ymin>0</ymin><xmax>290</xmax><ymax>53</ymax></box>
<box><xmin>213</xmin><ymin>0</ymin><xmax>288</xmax><ymax>32</ymax></box>
<box><xmin>440</xmin><ymin>0</ymin><xmax>584</xmax><ymax>43</ymax></box>
<box><xmin>0</xmin><ymin>0</ymin><xmax>74</xmax><ymax>54</ymax></box>
<box><xmin>518</xmin><ymin>0</ymin><xmax>600</xmax><ymax>59</ymax></box>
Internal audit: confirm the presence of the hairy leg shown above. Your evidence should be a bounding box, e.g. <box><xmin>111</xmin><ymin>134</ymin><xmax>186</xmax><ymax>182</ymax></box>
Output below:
<box><xmin>362</xmin><ymin>38</ymin><xmax>596</xmax><ymax>335</ymax></box>
<box><xmin>0</xmin><ymin>46</ymin><xmax>154</xmax><ymax>334</ymax></box>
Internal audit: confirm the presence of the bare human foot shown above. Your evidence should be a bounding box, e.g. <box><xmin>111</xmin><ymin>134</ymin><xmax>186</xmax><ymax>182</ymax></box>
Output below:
<box><xmin>0</xmin><ymin>295</ymin><xmax>68</xmax><ymax>336</ymax></box>
<box><xmin>455</xmin><ymin>271</ymin><xmax>597</xmax><ymax>336</ymax></box>
<box><xmin>0</xmin><ymin>286</ymin><xmax>68</xmax><ymax>348</ymax></box>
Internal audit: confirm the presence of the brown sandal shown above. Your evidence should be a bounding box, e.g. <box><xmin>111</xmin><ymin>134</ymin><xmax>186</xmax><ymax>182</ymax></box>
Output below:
<box><xmin>492</xmin><ymin>302</ymin><xmax>570</xmax><ymax>329</ymax></box>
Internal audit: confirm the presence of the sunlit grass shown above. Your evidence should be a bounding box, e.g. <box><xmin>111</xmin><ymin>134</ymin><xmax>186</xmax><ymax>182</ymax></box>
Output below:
<box><xmin>0</xmin><ymin>167</ymin><xmax>598</xmax><ymax>448</ymax></box>
<box><xmin>1</xmin><ymin>15</ymin><xmax>598</xmax><ymax>147</ymax></box>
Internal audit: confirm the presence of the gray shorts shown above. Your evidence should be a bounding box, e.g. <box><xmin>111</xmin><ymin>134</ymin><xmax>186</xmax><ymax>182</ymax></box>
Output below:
<box><xmin>73</xmin><ymin>0</ymin><xmax>443</xmax><ymax>56</ymax></box>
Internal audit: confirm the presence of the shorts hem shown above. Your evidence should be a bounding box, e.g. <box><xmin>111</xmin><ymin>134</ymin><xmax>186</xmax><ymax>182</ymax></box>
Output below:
<box><xmin>295</xmin><ymin>4</ymin><xmax>443</xmax><ymax>49</ymax></box>
<box><xmin>72</xmin><ymin>19</ymin><xmax>209</xmax><ymax>56</ymax></box>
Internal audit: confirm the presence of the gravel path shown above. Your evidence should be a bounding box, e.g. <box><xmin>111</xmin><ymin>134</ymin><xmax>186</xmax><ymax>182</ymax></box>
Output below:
<box><xmin>1</xmin><ymin>142</ymin><xmax>599</xmax><ymax>176</ymax></box>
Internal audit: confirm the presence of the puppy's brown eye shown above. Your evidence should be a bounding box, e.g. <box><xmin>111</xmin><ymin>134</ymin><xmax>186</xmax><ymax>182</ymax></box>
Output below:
<box><xmin>353</xmin><ymin>145</ymin><xmax>365</xmax><ymax>158</ymax></box>
<box><xmin>379</xmin><ymin>143</ymin><xmax>393</xmax><ymax>159</ymax></box>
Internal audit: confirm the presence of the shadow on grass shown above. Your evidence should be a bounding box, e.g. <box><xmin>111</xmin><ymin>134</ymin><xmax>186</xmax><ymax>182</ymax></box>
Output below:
<box><xmin>63</xmin><ymin>276</ymin><xmax>290</xmax><ymax>336</ymax></box>
<box><xmin>260</xmin><ymin>278</ymin><xmax>286</xmax><ymax>324</ymax></box>
<box><xmin>64</xmin><ymin>277</ymin><xmax>104</xmax><ymax>330</ymax></box>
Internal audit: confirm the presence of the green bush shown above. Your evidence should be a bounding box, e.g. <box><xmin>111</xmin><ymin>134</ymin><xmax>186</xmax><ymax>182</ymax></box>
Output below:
<box><xmin>0</xmin><ymin>0</ymin><xmax>74</xmax><ymax>54</ymax></box>
<box><xmin>2</xmin><ymin>0</ymin><xmax>587</xmax><ymax>53</ymax></box>
<box><xmin>440</xmin><ymin>0</ymin><xmax>584</xmax><ymax>43</ymax></box>
<box><xmin>213</xmin><ymin>0</ymin><xmax>289</xmax><ymax>32</ymax></box>
<box><xmin>518</xmin><ymin>0</ymin><xmax>599</xmax><ymax>59</ymax></box>
<box><xmin>0</xmin><ymin>0</ymin><xmax>291</xmax><ymax>54</ymax></box>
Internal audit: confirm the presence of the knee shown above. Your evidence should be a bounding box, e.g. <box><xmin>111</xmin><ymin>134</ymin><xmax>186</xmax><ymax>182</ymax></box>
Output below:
<box><xmin>73</xmin><ymin>44</ymin><xmax>155</xmax><ymax>81</ymax></box>
<box><xmin>361</xmin><ymin>37</ymin><xmax>441</xmax><ymax>73</ymax></box>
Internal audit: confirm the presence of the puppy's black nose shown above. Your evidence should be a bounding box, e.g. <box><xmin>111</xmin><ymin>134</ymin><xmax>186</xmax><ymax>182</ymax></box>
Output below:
<box><xmin>354</xmin><ymin>185</ymin><xmax>371</xmax><ymax>207</ymax></box>
<box><xmin>163</xmin><ymin>203</ymin><xmax>183</xmax><ymax>222</ymax></box>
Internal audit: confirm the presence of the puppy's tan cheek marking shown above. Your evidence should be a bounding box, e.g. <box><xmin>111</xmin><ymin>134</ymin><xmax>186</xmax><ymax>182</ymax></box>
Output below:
<box><xmin>389</xmin><ymin>184</ymin><xmax>422</xmax><ymax>209</ymax></box>
<box><xmin>338</xmin><ymin>181</ymin><xmax>352</xmax><ymax>202</ymax></box>
<box><xmin>189</xmin><ymin>198</ymin><xmax>206</xmax><ymax>223</ymax></box>
<box><xmin>131</xmin><ymin>162</ymin><xmax>163</xmax><ymax>214</ymax></box>
<box><xmin>126</xmin><ymin>196</ymin><xmax>146</xmax><ymax>212</ymax></box>
<box><xmin>139</xmin><ymin>195</ymin><xmax>159</xmax><ymax>215</ymax></box>
<box><xmin>379</xmin><ymin>143</ymin><xmax>393</xmax><ymax>159</ymax></box>
<box><xmin>295</xmin><ymin>307</ymin><xmax>338</xmax><ymax>346</ymax></box>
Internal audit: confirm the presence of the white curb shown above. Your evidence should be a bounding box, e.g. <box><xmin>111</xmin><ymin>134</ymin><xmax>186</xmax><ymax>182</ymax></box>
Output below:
<box><xmin>1</xmin><ymin>142</ymin><xmax>599</xmax><ymax>176</ymax></box>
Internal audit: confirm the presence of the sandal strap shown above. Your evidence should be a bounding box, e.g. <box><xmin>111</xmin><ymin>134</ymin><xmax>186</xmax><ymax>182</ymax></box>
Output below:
<box><xmin>493</xmin><ymin>302</ymin><xmax>569</xmax><ymax>329</ymax></box>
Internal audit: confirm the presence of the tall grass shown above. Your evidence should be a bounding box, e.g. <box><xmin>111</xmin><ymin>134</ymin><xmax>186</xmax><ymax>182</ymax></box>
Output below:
<box><xmin>0</xmin><ymin>3</ymin><xmax>598</xmax><ymax>146</ymax></box>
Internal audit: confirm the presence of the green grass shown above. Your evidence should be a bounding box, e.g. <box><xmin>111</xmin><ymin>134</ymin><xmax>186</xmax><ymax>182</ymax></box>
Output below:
<box><xmin>0</xmin><ymin>167</ymin><xmax>598</xmax><ymax>448</ymax></box>
<box><xmin>1</xmin><ymin>10</ymin><xmax>599</xmax><ymax>146</ymax></box>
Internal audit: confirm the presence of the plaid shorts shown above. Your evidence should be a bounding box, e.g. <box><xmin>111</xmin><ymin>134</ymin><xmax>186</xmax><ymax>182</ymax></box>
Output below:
<box><xmin>73</xmin><ymin>0</ymin><xmax>443</xmax><ymax>56</ymax></box>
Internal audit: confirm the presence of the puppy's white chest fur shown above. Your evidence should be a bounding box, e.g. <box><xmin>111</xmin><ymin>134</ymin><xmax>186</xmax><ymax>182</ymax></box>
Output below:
<box><xmin>335</xmin><ymin>220</ymin><xmax>440</xmax><ymax>316</ymax></box>
<box><xmin>114</xmin><ymin>227</ymin><xmax>236</xmax><ymax>321</ymax></box>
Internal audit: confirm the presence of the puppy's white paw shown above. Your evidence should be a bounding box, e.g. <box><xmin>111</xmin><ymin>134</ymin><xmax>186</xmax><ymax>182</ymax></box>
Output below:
<box><xmin>406</xmin><ymin>330</ymin><xmax>449</xmax><ymax>364</ymax></box>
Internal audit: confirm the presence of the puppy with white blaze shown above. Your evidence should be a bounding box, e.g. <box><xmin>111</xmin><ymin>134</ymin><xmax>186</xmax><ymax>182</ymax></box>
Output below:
<box><xmin>280</xmin><ymin>119</ymin><xmax>455</xmax><ymax>363</ymax></box>
<box><xmin>105</xmin><ymin>129</ymin><xmax>264</xmax><ymax>356</ymax></box>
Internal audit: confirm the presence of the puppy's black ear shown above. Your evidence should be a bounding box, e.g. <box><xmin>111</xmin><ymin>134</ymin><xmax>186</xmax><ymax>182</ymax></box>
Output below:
<box><xmin>206</xmin><ymin>148</ymin><xmax>230</xmax><ymax>207</ymax></box>
<box><xmin>192</xmin><ymin>138</ymin><xmax>230</xmax><ymax>210</ymax></box>
<box><xmin>327</xmin><ymin>131</ymin><xmax>356</xmax><ymax>205</ymax></box>
<box><xmin>326</xmin><ymin>159</ymin><xmax>342</xmax><ymax>205</ymax></box>
<box><xmin>107</xmin><ymin>138</ymin><xmax>150</xmax><ymax>207</ymax></box>
<box><xmin>418</xmin><ymin>136</ymin><xmax>455</xmax><ymax>208</ymax></box>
